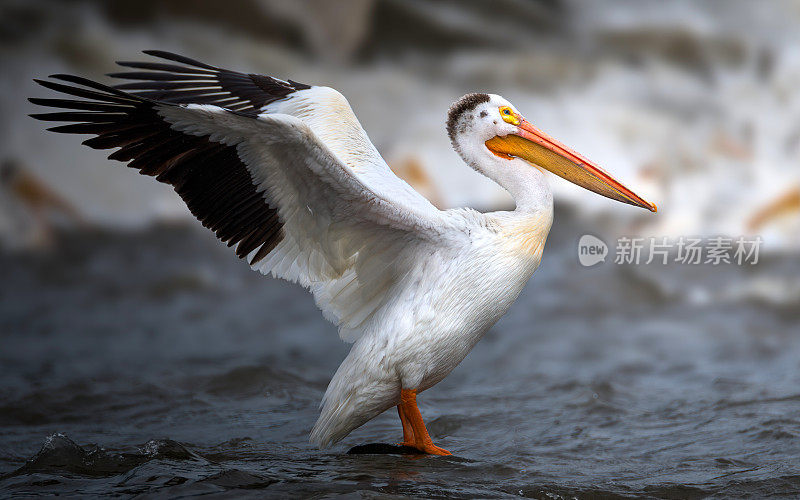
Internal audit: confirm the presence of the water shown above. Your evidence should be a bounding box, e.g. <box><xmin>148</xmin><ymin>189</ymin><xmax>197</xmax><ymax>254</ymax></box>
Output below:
<box><xmin>1</xmin><ymin>208</ymin><xmax>798</xmax><ymax>498</ymax></box>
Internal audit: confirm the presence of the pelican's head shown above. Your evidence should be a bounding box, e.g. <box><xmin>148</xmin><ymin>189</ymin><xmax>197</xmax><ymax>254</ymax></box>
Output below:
<box><xmin>447</xmin><ymin>93</ymin><xmax>656</xmax><ymax>212</ymax></box>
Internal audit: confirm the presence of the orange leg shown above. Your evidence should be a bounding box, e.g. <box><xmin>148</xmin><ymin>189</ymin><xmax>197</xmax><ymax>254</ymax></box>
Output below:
<box><xmin>398</xmin><ymin>389</ymin><xmax>451</xmax><ymax>455</ymax></box>
<box><xmin>397</xmin><ymin>404</ymin><xmax>415</xmax><ymax>447</ymax></box>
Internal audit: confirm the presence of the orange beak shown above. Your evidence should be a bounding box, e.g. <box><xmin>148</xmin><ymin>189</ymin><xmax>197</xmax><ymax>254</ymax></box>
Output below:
<box><xmin>485</xmin><ymin>119</ymin><xmax>657</xmax><ymax>212</ymax></box>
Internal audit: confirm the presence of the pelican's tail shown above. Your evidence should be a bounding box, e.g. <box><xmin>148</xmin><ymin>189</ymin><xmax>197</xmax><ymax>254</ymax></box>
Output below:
<box><xmin>310</xmin><ymin>348</ymin><xmax>399</xmax><ymax>448</ymax></box>
<box><xmin>310</xmin><ymin>394</ymin><xmax>365</xmax><ymax>448</ymax></box>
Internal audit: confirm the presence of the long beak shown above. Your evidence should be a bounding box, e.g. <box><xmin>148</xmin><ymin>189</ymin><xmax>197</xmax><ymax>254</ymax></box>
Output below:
<box><xmin>485</xmin><ymin>119</ymin><xmax>657</xmax><ymax>212</ymax></box>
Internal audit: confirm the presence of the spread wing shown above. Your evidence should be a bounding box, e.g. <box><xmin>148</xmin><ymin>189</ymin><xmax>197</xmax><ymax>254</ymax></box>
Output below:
<box><xmin>108</xmin><ymin>51</ymin><xmax>438</xmax><ymax>214</ymax></box>
<box><xmin>30</xmin><ymin>73</ymin><xmax>457</xmax><ymax>342</ymax></box>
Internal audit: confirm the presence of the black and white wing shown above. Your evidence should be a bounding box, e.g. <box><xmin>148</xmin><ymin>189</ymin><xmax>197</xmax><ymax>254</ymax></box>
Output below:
<box><xmin>30</xmin><ymin>69</ymin><xmax>458</xmax><ymax>342</ymax></box>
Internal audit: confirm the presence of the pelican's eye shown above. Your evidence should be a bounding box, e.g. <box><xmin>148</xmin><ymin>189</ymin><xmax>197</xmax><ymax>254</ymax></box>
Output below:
<box><xmin>499</xmin><ymin>106</ymin><xmax>519</xmax><ymax>125</ymax></box>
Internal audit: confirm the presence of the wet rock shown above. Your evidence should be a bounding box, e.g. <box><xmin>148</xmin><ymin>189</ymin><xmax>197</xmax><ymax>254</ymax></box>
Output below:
<box><xmin>347</xmin><ymin>443</ymin><xmax>424</xmax><ymax>455</ymax></box>
<box><xmin>8</xmin><ymin>434</ymin><xmax>201</xmax><ymax>479</ymax></box>
<box><xmin>14</xmin><ymin>433</ymin><xmax>146</xmax><ymax>477</ymax></box>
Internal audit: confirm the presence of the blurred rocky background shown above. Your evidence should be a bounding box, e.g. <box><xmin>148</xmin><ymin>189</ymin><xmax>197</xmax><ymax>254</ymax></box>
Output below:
<box><xmin>1</xmin><ymin>0</ymin><xmax>798</xmax><ymax>250</ymax></box>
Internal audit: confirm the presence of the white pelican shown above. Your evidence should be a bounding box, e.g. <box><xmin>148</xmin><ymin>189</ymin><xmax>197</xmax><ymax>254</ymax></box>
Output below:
<box><xmin>30</xmin><ymin>51</ymin><xmax>656</xmax><ymax>455</ymax></box>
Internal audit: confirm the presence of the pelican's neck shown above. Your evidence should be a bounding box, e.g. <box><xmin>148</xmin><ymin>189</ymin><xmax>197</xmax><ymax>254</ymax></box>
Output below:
<box><xmin>453</xmin><ymin>134</ymin><xmax>553</xmax><ymax>215</ymax></box>
<box><xmin>496</xmin><ymin>158</ymin><xmax>553</xmax><ymax>214</ymax></box>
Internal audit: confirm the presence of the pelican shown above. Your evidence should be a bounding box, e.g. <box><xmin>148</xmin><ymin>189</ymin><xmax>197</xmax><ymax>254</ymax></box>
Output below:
<box><xmin>30</xmin><ymin>51</ymin><xmax>656</xmax><ymax>455</ymax></box>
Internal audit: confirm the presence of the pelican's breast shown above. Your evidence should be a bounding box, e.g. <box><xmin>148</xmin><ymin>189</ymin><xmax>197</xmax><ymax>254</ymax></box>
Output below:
<box><xmin>497</xmin><ymin>209</ymin><xmax>554</xmax><ymax>263</ymax></box>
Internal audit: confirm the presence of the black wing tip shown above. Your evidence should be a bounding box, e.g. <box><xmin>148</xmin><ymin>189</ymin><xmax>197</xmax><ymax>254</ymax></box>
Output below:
<box><xmin>140</xmin><ymin>49</ymin><xmax>219</xmax><ymax>70</ymax></box>
<box><xmin>48</xmin><ymin>74</ymin><xmax>94</xmax><ymax>85</ymax></box>
<box><xmin>41</xmin><ymin>74</ymin><xmax>90</xmax><ymax>82</ymax></box>
<box><xmin>45</xmin><ymin>124</ymin><xmax>82</xmax><ymax>133</ymax></box>
<box><xmin>287</xmin><ymin>79</ymin><xmax>312</xmax><ymax>91</ymax></box>
<box><xmin>112</xmin><ymin>63</ymin><xmax>137</xmax><ymax>70</ymax></box>
<box><xmin>141</xmin><ymin>49</ymin><xmax>195</xmax><ymax>61</ymax></box>
<box><xmin>31</xmin><ymin>78</ymin><xmax>63</xmax><ymax>93</ymax></box>
<box><xmin>36</xmin><ymin>74</ymin><xmax>116</xmax><ymax>94</ymax></box>
<box><xmin>106</xmin><ymin>71</ymin><xmax>158</xmax><ymax>79</ymax></box>
<box><xmin>28</xmin><ymin>112</ymin><xmax>58</xmax><ymax>120</ymax></box>
<box><xmin>32</xmin><ymin>77</ymin><xmax>71</xmax><ymax>93</ymax></box>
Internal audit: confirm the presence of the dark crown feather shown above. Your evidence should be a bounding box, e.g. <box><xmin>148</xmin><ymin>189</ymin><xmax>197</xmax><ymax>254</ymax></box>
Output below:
<box><xmin>446</xmin><ymin>93</ymin><xmax>490</xmax><ymax>143</ymax></box>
